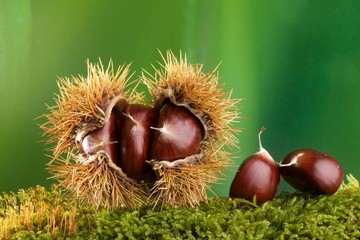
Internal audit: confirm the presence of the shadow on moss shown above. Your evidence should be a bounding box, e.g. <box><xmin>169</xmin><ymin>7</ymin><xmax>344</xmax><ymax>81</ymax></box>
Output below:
<box><xmin>1</xmin><ymin>175</ymin><xmax>359</xmax><ymax>239</ymax></box>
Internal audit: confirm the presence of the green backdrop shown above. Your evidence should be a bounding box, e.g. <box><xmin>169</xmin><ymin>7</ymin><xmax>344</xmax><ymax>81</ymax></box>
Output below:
<box><xmin>1</xmin><ymin>1</ymin><xmax>359</xmax><ymax>197</ymax></box>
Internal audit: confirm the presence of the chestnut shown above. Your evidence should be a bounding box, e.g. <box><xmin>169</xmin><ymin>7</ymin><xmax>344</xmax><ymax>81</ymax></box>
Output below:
<box><xmin>79</xmin><ymin>112</ymin><xmax>119</xmax><ymax>166</ymax></box>
<box><xmin>279</xmin><ymin>149</ymin><xmax>343</xmax><ymax>194</ymax></box>
<box><xmin>230</xmin><ymin>128</ymin><xmax>280</xmax><ymax>204</ymax></box>
<box><xmin>119</xmin><ymin>104</ymin><xmax>156</xmax><ymax>179</ymax></box>
<box><xmin>149</xmin><ymin>102</ymin><xmax>203</xmax><ymax>162</ymax></box>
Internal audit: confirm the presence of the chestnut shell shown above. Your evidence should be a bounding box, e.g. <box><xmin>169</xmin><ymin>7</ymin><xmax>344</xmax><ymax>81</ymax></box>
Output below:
<box><xmin>279</xmin><ymin>149</ymin><xmax>343</xmax><ymax>195</ymax></box>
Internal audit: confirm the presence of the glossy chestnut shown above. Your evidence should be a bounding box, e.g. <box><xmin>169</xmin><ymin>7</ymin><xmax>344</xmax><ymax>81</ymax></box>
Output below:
<box><xmin>279</xmin><ymin>149</ymin><xmax>343</xmax><ymax>195</ymax></box>
<box><xmin>79</xmin><ymin>101</ymin><xmax>204</xmax><ymax>180</ymax></box>
<box><xmin>230</xmin><ymin>128</ymin><xmax>280</xmax><ymax>204</ymax></box>
<box><xmin>149</xmin><ymin>102</ymin><xmax>203</xmax><ymax>162</ymax></box>
<box><xmin>119</xmin><ymin>104</ymin><xmax>156</xmax><ymax>179</ymax></box>
<box><xmin>80</xmin><ymin>112</ymin><xmax>119</xmax><ymax>166</ymax></box>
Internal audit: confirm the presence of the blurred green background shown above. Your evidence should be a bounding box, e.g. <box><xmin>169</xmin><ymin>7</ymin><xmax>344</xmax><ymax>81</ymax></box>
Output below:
<box><xmin>1</xmin><ymin>1</ymin><xmax>359</xmax><ymax>196</ymax></box>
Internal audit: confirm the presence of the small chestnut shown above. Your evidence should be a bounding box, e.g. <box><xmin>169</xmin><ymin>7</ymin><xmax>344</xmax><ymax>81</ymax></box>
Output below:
<box><xmin>230</xmin><ymin>128</ymin><xmax>280</xmax><ymax>204</ymax></box>
<box><xmin>279</xmin><ymin>149</ymin><xmax>343</xmax><ymax>195</ymax></box>
<box><xmin>80</xmin><ymin>112</ymin><xmax>119</xmax><ymax>166</ymax></box>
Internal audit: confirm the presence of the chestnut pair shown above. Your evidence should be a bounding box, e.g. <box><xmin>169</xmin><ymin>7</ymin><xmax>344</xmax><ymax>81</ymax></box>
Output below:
<box><xmin>229</xmin><ymin>128</ymin><xmax>343</xmax><ymax>204</ymax></box>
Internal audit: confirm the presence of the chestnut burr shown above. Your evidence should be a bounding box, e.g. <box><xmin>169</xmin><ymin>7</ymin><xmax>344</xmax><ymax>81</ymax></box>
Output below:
<box><xmin>41</xmin><ymin>52</ymin><xmax>240</xmax><ymax>209</ymax></box>
<box><xmin>230</xmin><ymin>128</ymin><xmax>280</xmax><ymax>204</ymax></box>
<box><xmin>141</xmin><ymin>51</ymin><xmax>240</xmax><ymax>208</ymax></box>
<box><xmin>279</xmin><ymin>149</ymin><xmax>343</xmax><ymax>195</ymax></box>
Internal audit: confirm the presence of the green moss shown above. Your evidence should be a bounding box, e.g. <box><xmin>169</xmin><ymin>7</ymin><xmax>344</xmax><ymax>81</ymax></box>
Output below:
<box><xmin>1</xmin><ymin>175</ymin><xmax>359</xmax><ymax>239</ymax></box>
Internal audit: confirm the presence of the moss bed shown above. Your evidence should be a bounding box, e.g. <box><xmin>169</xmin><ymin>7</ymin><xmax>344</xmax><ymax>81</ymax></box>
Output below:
<box><xmin>1</xmin><ymin>175</ymin><xmax>359</xmax><ymax>239</ymax></box>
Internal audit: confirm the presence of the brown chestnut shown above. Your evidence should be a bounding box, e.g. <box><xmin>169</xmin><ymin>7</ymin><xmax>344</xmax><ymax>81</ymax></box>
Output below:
<box><xmin>229</xmin><ymin>128</ymin><xmax>280</xmax><ymax>204</ymax></box>
<box><xmin>149</xmin><ymin>102</ymin><xmax>203</xmax><ymax>162</ymax></box>
<box><xmin>119</xmin><ymin>104</ymin><xmax>156</xmax><ymax>179</ymax></box>
<box><xmin>78</xmin><ymin>101</ymin><xmax>204</xmax><ymax>178</ymax></box>
<box><xmin>279</xmin><ymin>149</ymin><xmax>343</xmax><ymax>194</ymax></box>
<box><xmin>80</xmin><ymin>112</ymin><xmax>119</xmax><ymax>166</ymax></box>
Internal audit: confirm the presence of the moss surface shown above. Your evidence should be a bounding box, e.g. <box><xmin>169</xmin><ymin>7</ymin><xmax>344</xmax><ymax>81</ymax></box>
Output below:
<box><xmin>1</xmin><ymin>175</ymin><xmax>359</xmax><ymax>239</ymax></box>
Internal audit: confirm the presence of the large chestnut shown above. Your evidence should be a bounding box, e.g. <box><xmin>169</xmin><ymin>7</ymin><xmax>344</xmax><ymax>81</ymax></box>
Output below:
<box><xmin>279</xmin><ymin>149</ymin><xmax>343</xmax><ymax>194</ymax></box>
<box><xmin>230</xmin><ymin>128</ymin><xmax>280</xmax><ymax>204</ymax></box>
<box><xmin>119</xmin><ymin>104</ymin><xmax>156</xmax><ymax>179</ymax></box>
<box><xmin>149</xmin><ymin>102</ymin><xmax>203</xmax><ymax>162</ymax></box>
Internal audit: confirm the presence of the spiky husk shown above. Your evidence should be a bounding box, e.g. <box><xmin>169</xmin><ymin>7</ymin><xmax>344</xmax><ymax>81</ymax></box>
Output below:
<box><xmin>40</xmin><ymin>60</ymin><xmax>146</xmax><ymax>210</ymax></box>
<box><xmin>142</xmin><ymin>50</ymin><xmax>240</xmax><ymax>146</ymax></box>
<box><xmin>148</xmin><ymin>143</ymin><xmax>232</xmax><ymax>208</ymax></box>
<box><xmin>40</xmin><ymin>60</ymin><xmax>142</xmax><ymax>159</ymax></box>
<box><xmin>39</xmin><ymin>54</ymin><xmax>240</xmax><ymax>210</ymax></box>
<box><xmin>143</xmin><ymin>51</ymin><xmax>239</xmax><ymax>207</ymax></box>
<box><xmin>49</xmin><ymin>154</ymin><xmax>146</xmax><ymax>210</ymax></box>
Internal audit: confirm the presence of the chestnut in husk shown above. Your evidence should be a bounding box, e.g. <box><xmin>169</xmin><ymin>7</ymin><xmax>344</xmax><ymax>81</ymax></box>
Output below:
<box><xmin>142</xmin><ymin>51</ymin><xmax>239</xmax><ymax>208</ymax></box>
<box><xmin>279</xmin><ymin>149</ymin><xmax>343</xmax><ymax>195</ymax></box>
<box><xmin>230</xmin><ymin>128</ymin><xmax>280</xmax><ymax>204</ymax></box>
<box><xmin>41</xmin><ymin>51</ymin><xmax>239</xmax><ymax>209</ymax></box>
<box><xmin>41</xmin><ymin>62</ymin><xmax>150</xmax><ymax>210</ymax></box>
